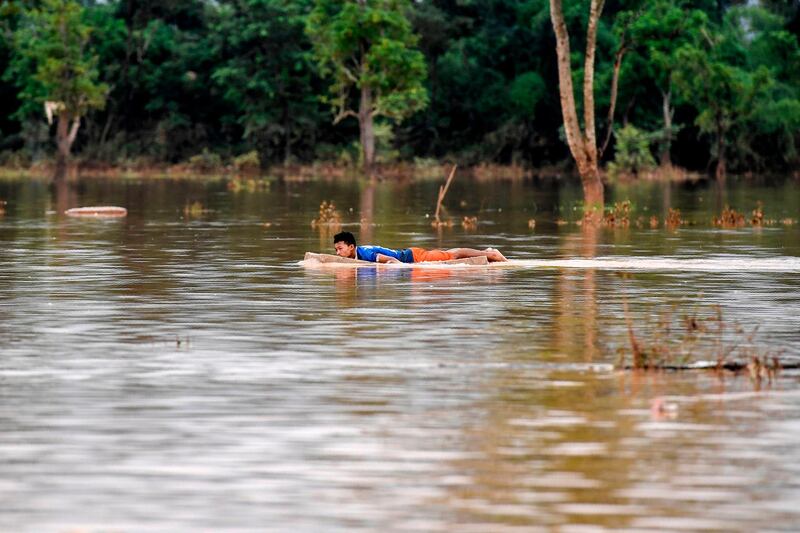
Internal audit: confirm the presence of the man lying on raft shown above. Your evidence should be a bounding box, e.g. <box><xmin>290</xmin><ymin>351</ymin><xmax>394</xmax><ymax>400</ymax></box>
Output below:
<box><xmin>333</xmin><ymin>231</ymin><xmax>507</xmax><ymax>263</ymax></box>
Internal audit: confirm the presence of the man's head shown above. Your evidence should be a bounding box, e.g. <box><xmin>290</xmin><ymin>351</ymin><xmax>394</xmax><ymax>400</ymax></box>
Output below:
<box><xmin>333</xmin><ymin>231</ymin><xmax>357</xmax><ymax>259</ymax></box>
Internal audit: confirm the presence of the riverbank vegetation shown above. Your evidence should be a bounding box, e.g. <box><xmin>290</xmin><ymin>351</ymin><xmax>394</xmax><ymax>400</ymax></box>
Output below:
<box><xmin>1</xmin><ymin>0</ymin><xmax>799</xmax><ymax>187</ymax></box>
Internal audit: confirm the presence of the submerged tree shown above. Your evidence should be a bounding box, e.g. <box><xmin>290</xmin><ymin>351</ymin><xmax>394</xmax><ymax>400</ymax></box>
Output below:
<box><xmin>549</xmin><ymin>0</ymin><xmax>605</xmax><ymax>217</ymax></box>
<box><xmin>8</xmin><ymin>0</ymin><xmax>107</xmax><ymax>177</ymax></box>
<box><xmin>306</xmin><ymin>0</ymin><xmax>428</xmax><ymax>174</ymax></box>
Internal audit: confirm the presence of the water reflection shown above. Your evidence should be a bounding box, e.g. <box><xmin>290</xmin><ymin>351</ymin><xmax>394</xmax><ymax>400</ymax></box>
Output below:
<box><xmin>553</xmin><ymin>226</ymin><xmax>600</xmax><ymax>361</ymax></box>
<box><xmin>0</xmin><ymin>174</ymin><xmax>799</xmax><ymax>531</ymax></box>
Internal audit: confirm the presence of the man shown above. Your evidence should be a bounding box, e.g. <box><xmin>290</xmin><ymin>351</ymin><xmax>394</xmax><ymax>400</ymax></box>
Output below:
<box><xmin>332</xmin><ymin>231</ymin><xmax>508</xmax><ymax>263</ymax></box>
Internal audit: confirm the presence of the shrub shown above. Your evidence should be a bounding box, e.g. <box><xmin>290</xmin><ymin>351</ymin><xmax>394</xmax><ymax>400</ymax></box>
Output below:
<box><xmin>0</xmin><ymin>150</ymin><xmax>32</xmax><ymax>169</ymax></box>
<box><xmin>233</xmin><ymin>150</ymin><xmax>261</xmax><ymax>174</ymax></box>
<box><xmin>375</xmin><ymin>122</ymin><xmax>400</xmax><ymax>164</ymax></box>
<box><xmin>607</xmin><ymin>125</ymin><xmax>656</xmax><ymax>178</ymax></box>
<box><xmin>187</xmin><ymin>149</ymin><xmax>223</xmax><ymax>173</ymax></box>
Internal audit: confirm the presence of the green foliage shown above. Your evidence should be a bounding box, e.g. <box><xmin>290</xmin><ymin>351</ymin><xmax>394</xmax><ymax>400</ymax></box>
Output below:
<box><xmin>608</xmin><ymin>125</ymin><xmax>656</xmax><ymax>178</ymax></box>
<box><xmin>0</xmin><ymin>0</ymin><xmax>797</xmax><ymax>173</ymax></box>
<box><xmin>6</xmin><ymin>0</ymin><xmax>108</xmax><ymax>120</ymax></box>
<box><xmin>306</xmin><ymin>0</ymin><xmax>428</xmax><ymax>124</ymax></box>
<box><xmin>672</xmin><ymin>5</ymin><xmax>800</xmax><ymax>171</ymax></box>
<box><xmin>373</xmin><ymin>121</ymin><xmax>399</xmax><ymax>163</ymax></box>
<box><xmin>0</xmin><ymin>149</ymin><xmax>31</xmax><ymax>169</ymax></box>
<box><xmin>509</xmin><ymin>71</ymin><xmax>545</xmax><ymax>119</ymax></box>
<box><xmin>233</xmin><ymin>150</ymin><xmax>261</xmax><ymax>173</ymax></box>
<box><xmin>210</xmin><ymin>0</ymin><xmax>322</xmax><ymax>164</ymax></box>
<box><xmin>609</xmin><ymin>1</ymin><xmax>709</xmax><ymax>162</ymax></box>
<box><xmin>187</xmin><ymin>148</ymin><xmax>223</xmax><ymax>173</ymax></box>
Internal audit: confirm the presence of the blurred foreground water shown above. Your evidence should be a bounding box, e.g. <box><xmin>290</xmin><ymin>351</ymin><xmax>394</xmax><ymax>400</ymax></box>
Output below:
<box><xmin>1</xmin><ymin>174</ymin><xmax>799</xmax><ymax>532</ymax></box>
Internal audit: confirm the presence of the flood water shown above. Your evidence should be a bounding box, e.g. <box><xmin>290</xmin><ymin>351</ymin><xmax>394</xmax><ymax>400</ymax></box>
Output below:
<box><xmin>1</xmin><ymin>174</ymin><xmax>799</xmax><ymax>532</ymax></box>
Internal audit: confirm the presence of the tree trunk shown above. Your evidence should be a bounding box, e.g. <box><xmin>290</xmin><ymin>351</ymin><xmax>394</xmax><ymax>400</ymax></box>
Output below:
<box><xmin>659</xmin><ymin>88</ymin><xmax>673</xmax><ymax>166</ymax></box>
<box><xmin>359</xmin><ymin>84</ymin><xmax>375</xmax><ymax>176</ymax></box>
<box><xmin>549</xmin><ymin>0</ymin><xmax>605</xmax><ymax>217</ymax></box>
<box><xmin>715</xmin><ymin>138</ymin><xmax>726</xmax><ymax>182</ymax></box>
<box><xmin>581</xmin><ymin>0</ymin><xmax>602</xmax><ymax>164</ymax></box>
<box><xmin>55</xmin><ymin>111</ymin><xmax>80</xmax><ymax>181</ymax></box>
<box><xmin>715</xmin><ymin>119</ymin><xmax>726</xmax><ymax>181</ymax></box>
<box><xmin>581</xmin><ymin>166</ymin><xmax>604</xmax><ymax>207</ymax></box>
<box><xmin>283</xmin><ymin>101</ymin><xmax>292</xmax><ymax>166</ymax></box>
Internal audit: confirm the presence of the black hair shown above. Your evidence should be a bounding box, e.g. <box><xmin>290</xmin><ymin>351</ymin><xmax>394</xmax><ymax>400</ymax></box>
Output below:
<box><xmin>333</xmin><ymin>231</ymin><xmax>356</xmax><ymax>246</ymax></box>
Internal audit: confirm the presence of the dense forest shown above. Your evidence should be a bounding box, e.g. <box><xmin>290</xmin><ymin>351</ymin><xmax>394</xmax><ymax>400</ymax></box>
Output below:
<box><xmin>1</xmin><ymin>0</ymin><xmax>799</xmax><ymax>176</ymax></box>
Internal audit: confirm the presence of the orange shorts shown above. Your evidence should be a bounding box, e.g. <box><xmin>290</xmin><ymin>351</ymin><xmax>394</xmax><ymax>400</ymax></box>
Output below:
<box><xmin>409</xmin><ymin>247</ymin><xmax>453</xmax><ymax>262</ymax></box>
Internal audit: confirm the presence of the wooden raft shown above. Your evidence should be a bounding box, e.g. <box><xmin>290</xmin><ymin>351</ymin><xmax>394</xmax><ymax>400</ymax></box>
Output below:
<box><xmin>303</xmin><ymin>252</ymin><xmax>489</xmax><ymax>266</ymax></box>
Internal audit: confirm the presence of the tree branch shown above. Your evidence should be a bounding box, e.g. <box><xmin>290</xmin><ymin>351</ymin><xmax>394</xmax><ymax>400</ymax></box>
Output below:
<box><xmin>67</xmin><ymin>116</ymin><xmax>81</xmax><ymax>146</ymax></box>
<box><xmin>434</xmin><ymin>164</ymin><xmax>457</xmax><ymax>226</ymax></box>
<box><xmin>599</xmin><ymin>44</ymin><xmax>626</xmax><ymax>159</ymax></box>
<box><xmin>341</xmin><ymin>64</ymin><xmax>359</xmax><ymax>84</ymax></box>
<box><xmin>333</xmin><ymin>109</ymin><xmax>358</xmax><ymax>124</ymax></box>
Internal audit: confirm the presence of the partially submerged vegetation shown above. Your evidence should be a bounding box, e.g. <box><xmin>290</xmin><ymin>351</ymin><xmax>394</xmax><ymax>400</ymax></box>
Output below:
<box><xmin>571</xmin><ymin>201</ymin><xmax>793</xmax><ymax>230</ymax></box>
<box><xmin>183</xmin><ymin>201</ymin><xmax>210</xmax><ymax>218</ymax></box>
<box><xmin>713</xmin><ymin>206</ymin><xmax>747</xmax><ymax>228</ymax></box>
<box><xmin>617</xmin><ymin>300</ymin><xmax>793</xmax><ymax>381</ymax></box>
<box><xmin>602</xmin><ymin>201</ymin><xmax>632</xmax><ymax>228</ymax></box>
<box><xmin>311</xmin><ymin>201</ymin><xmax>342</xmax><ymax>231</ymax></box>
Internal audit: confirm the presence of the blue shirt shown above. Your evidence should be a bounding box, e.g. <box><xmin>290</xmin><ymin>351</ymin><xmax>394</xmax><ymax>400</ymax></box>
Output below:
<box><xmin>356</xmin><ymin>245</ymin><xmax>414</xmax><ymax>263</ymax></box>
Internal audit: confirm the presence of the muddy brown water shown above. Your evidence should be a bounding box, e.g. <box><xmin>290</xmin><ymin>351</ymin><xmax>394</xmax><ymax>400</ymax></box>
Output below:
<box><xmin>1</xmin><ymin>175</ymin><xmax>799</xmax><ymax>532</ymax></box>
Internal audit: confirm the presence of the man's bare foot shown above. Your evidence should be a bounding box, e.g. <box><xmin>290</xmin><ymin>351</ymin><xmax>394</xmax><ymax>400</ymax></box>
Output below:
<box><xmin>484</xmin><ymin>248</ymin><xmax>507</xmax><ymax>262</ymax></box>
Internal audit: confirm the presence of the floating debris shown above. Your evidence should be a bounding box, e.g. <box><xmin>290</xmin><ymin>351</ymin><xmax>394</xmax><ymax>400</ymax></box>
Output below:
<box><xmin>650</xmin><ymin>397</ymin><xmax>679</xmax><ymax>420</ymax></box>
<box><xmin>65</xmin><ymin>206</ymin><xmax>127</xmax><ymax>218</ymax></box>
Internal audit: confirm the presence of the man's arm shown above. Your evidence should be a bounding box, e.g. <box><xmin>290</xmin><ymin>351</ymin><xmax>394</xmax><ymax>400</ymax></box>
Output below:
<box><xmin>376</xmin><ymin>253</ymin><xmax>401</xmax><ymax>264</ymax></box>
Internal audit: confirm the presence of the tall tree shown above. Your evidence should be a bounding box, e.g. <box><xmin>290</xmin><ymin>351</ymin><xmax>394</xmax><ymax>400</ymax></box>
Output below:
<box><xmin>8</xmin><ymin>0</ymin><xmax>108</xmax><ymax>176</ymax></box>
<box><xmin>549</xmin><ymin>0</ymin><xmax>605</xmax><ymax>216</ymax></box>
<box><xmin>672</xmin><ymin>6</ymin><xmax>795</xmax><ymax>180</ymax></box>
<box><xmin>211</xmin><ymin>0</ymin><xmax>322</xmax><ymax>165</ymax></box>
<box><xmin>623</xmin><ymin>1</ymin><xmax>706</xmax><ymax>166</ymax></box>
<box><xmin>306</xmin><ymin>0</ymin><xmax>428</xmax><ymax>174</ymax></box>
